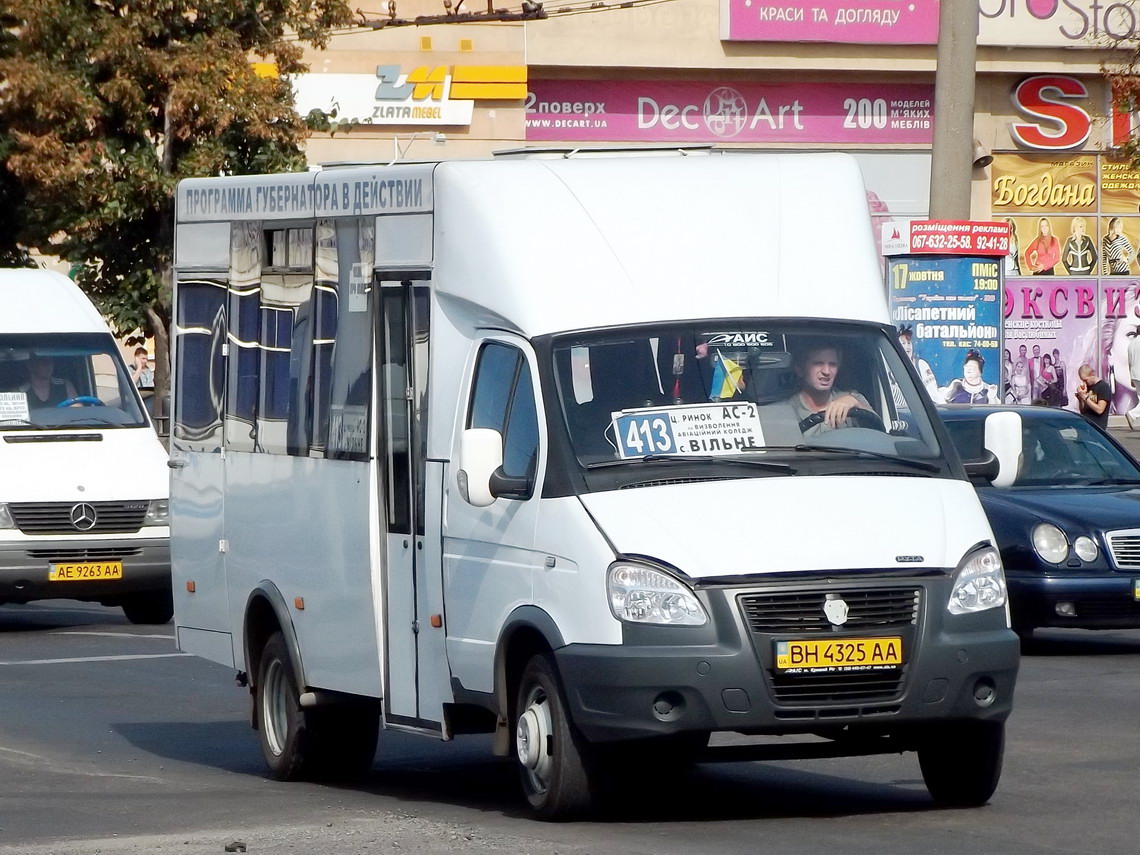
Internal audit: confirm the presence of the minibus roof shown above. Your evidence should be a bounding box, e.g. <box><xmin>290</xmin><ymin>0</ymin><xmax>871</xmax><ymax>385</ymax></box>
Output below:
<box><xmin>431</xmin><ymin>152</ymin><xmax>888</xmax><ymax>337</ymax></box>
<box><xmin>0</xmin><ymin>269</ymin><xmax>108</xmax><ymax>334</ymax></box>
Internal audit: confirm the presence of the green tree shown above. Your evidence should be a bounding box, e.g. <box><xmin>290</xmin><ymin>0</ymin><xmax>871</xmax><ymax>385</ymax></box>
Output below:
<box><xmin>0</xmin><ymin>0</ymin><xmax>354</xmax><ymax>405</ymax></box>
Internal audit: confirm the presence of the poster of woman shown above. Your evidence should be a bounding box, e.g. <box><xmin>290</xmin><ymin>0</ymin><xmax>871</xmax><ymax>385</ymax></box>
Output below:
<box><xmin>1004</xmin><ymin>278</ymin><xmax>1098</xmax><ymax>413</ymax></box>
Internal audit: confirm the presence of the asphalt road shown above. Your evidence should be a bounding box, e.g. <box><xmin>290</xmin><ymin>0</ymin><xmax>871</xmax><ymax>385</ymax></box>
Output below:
<box><xmin>1</xmin><ymin>600</ymin><xmax>1139</xmax><ymax>855</ymax></box>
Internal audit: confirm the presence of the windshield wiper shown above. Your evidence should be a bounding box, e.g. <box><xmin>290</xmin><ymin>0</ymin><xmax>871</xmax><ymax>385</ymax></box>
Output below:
<box><xmin>0</xmin><ymin>418</ymin><xmax>49</xmax><ymax>429</ymax></box>
<box><xmin>762</xmin><ymin>444</ymin><xmax>942</xmax><ymax>473</ymax></box>
<box><xmin>586</xmin><ymin>454</ymin><xmax>794</xmax><ymax>474</ymax></box>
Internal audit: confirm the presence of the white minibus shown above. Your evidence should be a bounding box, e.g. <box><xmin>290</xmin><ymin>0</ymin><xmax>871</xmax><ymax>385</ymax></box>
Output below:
<box><xmin>170</xmin><ymin>153</ymin><xmax>1020</xmax><ymax>819</ymax></box>
<box><xmin>0</xmin><ymin>268</ymin><xmax>172</xmax><ymax>623</ymax></box>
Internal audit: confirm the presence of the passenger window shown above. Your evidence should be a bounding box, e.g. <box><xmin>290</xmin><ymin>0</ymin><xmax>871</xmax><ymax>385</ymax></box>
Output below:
<box><xmin>469</xmin><ymin>343</ymin><xmax>539</xmax><ymax>483</ymax></box>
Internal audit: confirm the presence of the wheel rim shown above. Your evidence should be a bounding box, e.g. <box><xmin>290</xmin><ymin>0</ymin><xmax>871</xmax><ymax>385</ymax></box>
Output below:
<box><xmin>261</xmin><ymin>658</ymin><xmax>289</xmax><ymax>757</ymax></box>
<box><xmin>516</xmin><ymin>684</ymin><xmax>554</xmax><ymax>794</ymax></box>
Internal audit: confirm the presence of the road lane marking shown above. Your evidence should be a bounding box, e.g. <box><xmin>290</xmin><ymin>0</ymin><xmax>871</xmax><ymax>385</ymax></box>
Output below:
<box><xmin>0</xmin><ymin>653</ymin><xmax>193</xmax><ymax>665</ymax></box>
<box><xmin>54</xmin><ymin>631</ymin><xmax>175</xmax><ymax>640</ymax></box>
<box><xmin>0</xmin><ymin>745</ymin><xmax>164</xmax><ymax>781</ymax></box>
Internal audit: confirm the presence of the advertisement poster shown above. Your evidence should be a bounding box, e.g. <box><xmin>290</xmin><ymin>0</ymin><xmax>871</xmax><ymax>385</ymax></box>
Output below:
<box><xmin>524</xmin><ymin>81</ymin><xmax>934</xmax><ymax>144</ymax></box>
<box><xmin>888</xmin><ymin>256</ymin><xmax>1003</xmax><ymax>404</ymax></box>
<box><xmin>1003</xmin><ymin>279</ymin><xmax>1098</xmax><ymax>411</ymax></box>
<box><xmin>1100</xmin><ymin>280</ymin><xmax>1140</xmax><ymax>415</ymax></box>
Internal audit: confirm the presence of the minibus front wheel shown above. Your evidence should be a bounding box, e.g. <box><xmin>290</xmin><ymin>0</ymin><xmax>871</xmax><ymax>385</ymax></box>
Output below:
<box><xmin>918</xmin><ymin>720</ymin><xmax>1005</xmax><ymax>807</ymax></box>
<box><xmin>256</xmin><ymin>631</ymin><xmax>378</xmax><ymax>783</ymax></box>
<box><xmin>515</xmin><ymin>653</ymin><xmax>599</xmax><ymax>820</ymax></box>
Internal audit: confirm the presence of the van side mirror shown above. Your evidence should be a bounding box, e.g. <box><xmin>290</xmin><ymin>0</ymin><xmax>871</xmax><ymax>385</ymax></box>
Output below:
<box><xmin>459</xmin><ymin>428</ymin><xmax>502</xmax><ymax>507</ymax></box>
<box><xmin>962</xmin><ymin>451</ymin><xmax>1000</xmax><ymax>482</ymax></box>
<box><xmin>982</xmin><ymin>411</ymin><xmax>1022</xmax><ymax>488</ymax></box>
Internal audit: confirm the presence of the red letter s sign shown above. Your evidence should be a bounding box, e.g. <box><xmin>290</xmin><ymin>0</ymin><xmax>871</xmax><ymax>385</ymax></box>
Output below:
<box><xmin>1010</xmin><ymin>75</ymin><xmax>1092</xmax><ymax>150</ymax></box>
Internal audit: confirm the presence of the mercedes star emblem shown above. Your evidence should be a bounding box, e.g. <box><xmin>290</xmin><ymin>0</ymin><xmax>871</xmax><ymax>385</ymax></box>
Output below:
<box><xmin>70</xmin><ymin>503</ymin><xmax>97</xmax><ymax>531</ymax></box>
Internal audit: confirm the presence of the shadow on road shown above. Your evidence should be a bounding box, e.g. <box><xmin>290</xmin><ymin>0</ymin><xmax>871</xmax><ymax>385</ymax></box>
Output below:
<box><xmin>118</xmin><ymin>718</ymin><xmax>944</xmax><ymax>823</ymax></box>
<box><xmin>1019</xmin><ymin>628</ymin><xmax>1140</xmax><ymax>657</ymax></box>
<box><xmin>0</xmin><ymin>601</ymin><xmax>131</xmax><ymax>633</ymax></box>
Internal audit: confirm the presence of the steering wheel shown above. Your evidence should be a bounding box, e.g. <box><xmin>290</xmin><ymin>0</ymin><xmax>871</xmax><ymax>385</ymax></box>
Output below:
<box><xmin>798</xmin><ymin>407</ymin><xmax>886</xmax><ymax>434</ymax></box>
<box><xmin>57</xmin><ymin>396</ymin><xmax>104</xmax><ymax>408</ymax></box>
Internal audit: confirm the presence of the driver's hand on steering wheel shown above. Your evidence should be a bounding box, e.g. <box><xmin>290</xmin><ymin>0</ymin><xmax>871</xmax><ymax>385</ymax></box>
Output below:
<box><xmin>824</xmin><ymin>394</ymin><xmax>864</xmax><ymax>429</ymax></box>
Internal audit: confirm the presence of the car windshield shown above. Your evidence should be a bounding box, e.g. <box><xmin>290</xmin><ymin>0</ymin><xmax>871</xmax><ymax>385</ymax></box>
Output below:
<box><xmin>944</xmin><ymin>412</ymin><xmax>1140</xmax><ymax>487</ymax></box>
<box><xmin>0</xmin><ymin>333</ymin><xmax>149</xmax><ymax>429</ymax></box>
<box><xmin>551</xmin><ymin>321</ymin><xmax>943</xmax><ymax>469</ymax></box>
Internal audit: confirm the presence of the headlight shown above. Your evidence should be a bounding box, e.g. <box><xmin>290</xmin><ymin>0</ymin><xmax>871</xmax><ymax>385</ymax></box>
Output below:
<box><xmin>0</xmin><ymin>503</ymin><xmax>13</xmax><ymax>529</ymax></box>
<box><xmin>144</xmin><ymin>499</ymin><xmax>169</xmax><ymax>526</ymax></box>
<box><xmin>948</xmin><ymin>546</ymin><xmax>1007</xmax><ymax>615</ymax></box>
<box><xmin>1073</xmin><ymin>536</ymin><xmax>1098</xmax><ymax>562</ymax></box>
<box><xmin>607</xmin><ymin>562</ymin><xmax>708</xmax><ymax>626</ymax></box>
<box><xmin>1032</xmin><ymin>523</ymin><xmax>1068</xmax><ymax>564</ymax></box>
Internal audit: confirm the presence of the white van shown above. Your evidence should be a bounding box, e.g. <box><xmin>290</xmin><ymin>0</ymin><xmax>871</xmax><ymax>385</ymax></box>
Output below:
<box><xmin>0</xmin><ymin>269</ymin><xmax>172</xmax><ymax>623</ymax></box>
<box><xmin>170</xmin><ymin>153</ymin><xmax>1020</xmax><ymax>819</ymax></box>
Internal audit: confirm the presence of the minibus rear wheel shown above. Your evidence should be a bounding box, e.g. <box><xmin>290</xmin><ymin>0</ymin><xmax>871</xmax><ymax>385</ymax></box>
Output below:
<box><xmin>515</xmin><ymin>653</ymin><xmax>597</xmax><ymax>820</ymax></box>
<box><xmin>255</xmin><ymin>631</ymin><xmax>378</xmax><ymax>783</ymax></box>
<box><xmin>918</xmin><ymin>720</ymin><xmax>1005</xmax><ymax>807</ymax></box>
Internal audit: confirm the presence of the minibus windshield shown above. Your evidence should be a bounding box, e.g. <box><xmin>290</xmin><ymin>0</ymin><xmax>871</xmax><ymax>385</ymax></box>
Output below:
<box><xmin>552</xmin><ymin>321</ymin><xmax>943</xmax><ymax>469</ymax></box>
<box><xmin>0</xmin><ymin>333</ymin><xmax>149</xmax><ymax>429</ymax></box>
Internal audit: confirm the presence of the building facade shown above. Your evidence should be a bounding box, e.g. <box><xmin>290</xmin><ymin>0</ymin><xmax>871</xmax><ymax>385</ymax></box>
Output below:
<box><xmin>296</xmin><ymin>0</ymin><xmax>1140</xmax><ymax>412</ymax></box>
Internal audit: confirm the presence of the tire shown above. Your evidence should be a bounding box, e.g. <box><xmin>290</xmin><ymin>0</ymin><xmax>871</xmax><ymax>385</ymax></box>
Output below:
<box><xmin>514</xmin><ymin>653</ymin><xmax>597</xmax><ymax>820</ymax></box>
<box><xmin>918</xmin><ymin>720</ymin><xmax>1005</xmax><ymax>807</ymax></box>
<box><xmin>255</xmin><ymin>631</ymin><xmax>379</xmax><ymax>783</ymax></box>
<box><xmin>121</xmin><ymin>591</ymin><xmax>174</xmax><ymax>625</ymax></box>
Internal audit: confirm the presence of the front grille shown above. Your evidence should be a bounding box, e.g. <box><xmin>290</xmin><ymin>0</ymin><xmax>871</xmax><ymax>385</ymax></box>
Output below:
<box><xmin>27</xmin><ymin>547</ymin><xmax>143</xmax><ymax>562</ymax></box>
<box><xmin>739</xmin><ymin>588</ymin><xmax>921</xmax><ymax>633</ymax></box>
<box><xmin>1105</xmin><ymin>529</ymin><xmax>1140</xmax><ymax>569</ymax></box>
<box><xmin>768</xmin><ymin>669</ymin><xmax>907</xmax><ymax>704</ymax></box>
<box><xmin>9</xmin><ymin>502</ymin><xmax>148</xmax><ymax>535</ymax></box>
<box><xmin>738</xmin><ymin>585</ymin><xmax>922</xmax><ymax>709</ymax></box>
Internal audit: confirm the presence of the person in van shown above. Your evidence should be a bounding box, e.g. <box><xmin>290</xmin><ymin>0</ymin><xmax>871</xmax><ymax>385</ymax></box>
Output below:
<box><xmin>20</xmin><ymin>353</ymin><xmax>77</xmax><ymax>407</ymax></box>
<box><xmin>785</xmin><ymin>342</ymin><xmax>872</xmax><ymax>436</ymax></box>
<box><xmin>130</xmin><ymin>347</ymin><xmax>154</xmax><ymax>388</ymax></box>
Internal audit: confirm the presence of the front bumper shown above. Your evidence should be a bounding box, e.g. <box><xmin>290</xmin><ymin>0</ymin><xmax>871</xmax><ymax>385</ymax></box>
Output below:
<box><xmin>0</xmin><ymin>536</ymin><xmax>171</xmax><ymax>604</ymax></box>
<box><xmin>1007</xmin><ymin>570</ymin><xmax>1140</xmax><ymax>630</ymax></box>
<box><xmin>556</xmin><ymin>574</ymin><xmax>1020</xmax><ymax>744</ymax></box>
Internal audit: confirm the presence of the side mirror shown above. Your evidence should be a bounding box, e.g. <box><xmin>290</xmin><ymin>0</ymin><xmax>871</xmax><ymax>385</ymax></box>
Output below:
<box><xmin>458</xmin><ymin>428</ymin><xmax>503</xmax><ymax>507</ymax></box>
<box><xmin>963</xmin><ymin>451</ymin><xmax>1000</xmax><ymax>482</ymax></box>
<box><xmin>983</xmin><ymin>411</ymin><xmax>1023</xmax><ymax>488</ymax></box>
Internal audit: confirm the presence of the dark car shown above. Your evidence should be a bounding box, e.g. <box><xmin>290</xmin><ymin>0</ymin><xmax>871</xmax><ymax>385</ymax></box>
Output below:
<box><xmin>939</xmin><ymin>404</ymin><xmax>1140</xmax><ymax>637</ymax></box>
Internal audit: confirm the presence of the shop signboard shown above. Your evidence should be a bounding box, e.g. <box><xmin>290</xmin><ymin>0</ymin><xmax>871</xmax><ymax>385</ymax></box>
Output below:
<box><xmin>885</xmin><ymin>228</ymin><xmax>1005</xmax><ymax>405</ymax></box>
<box><xmin>720</xmin><ymin>0</ymin><xmax>1140</xmax><ymax>46</ymax></box>
<box><xmin>524</xmin><ymin>81</ymin><xmax>933</xmax><ymax>144</ymax></box>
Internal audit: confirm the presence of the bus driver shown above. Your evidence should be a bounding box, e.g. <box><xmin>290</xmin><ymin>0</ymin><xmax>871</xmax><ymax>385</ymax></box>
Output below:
<box><xmin>786</xmin><ymin>343</ymin><xmax>872</xmax><ymax>437</ymax></box>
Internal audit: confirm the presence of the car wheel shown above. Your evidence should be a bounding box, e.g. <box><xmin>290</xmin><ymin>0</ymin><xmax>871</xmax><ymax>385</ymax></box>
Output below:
<box><xmin>255</xmin><ymin>632</ymin><xmax>378</xmax><ymax>782</ymax></box>
<box><xmin>918</xmin><ymin>720</ymin><xmax>1005</xmax><ymax>807</ymax></box>
<box><xmin>121</xmin><ymin>591</ymin><xmax>173</xmax><ymax>624</ymax></box>
<box><xmin>515</xmin><ymin>653</ymin><xmax>597</xmax><ymax>820</ymax></box>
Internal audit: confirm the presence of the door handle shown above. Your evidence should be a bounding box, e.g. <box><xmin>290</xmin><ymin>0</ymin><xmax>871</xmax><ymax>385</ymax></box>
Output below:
<box><xmin>167</xmin><ymin>458</ymin><xmax>187</xmax><ymax>469</ymax></box>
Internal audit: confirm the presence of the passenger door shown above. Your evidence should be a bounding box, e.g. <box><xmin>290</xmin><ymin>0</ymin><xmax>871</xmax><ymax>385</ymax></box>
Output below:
<box><xmin>378</xmin><ymin>276</ymin><xmax>450</xmax><ymax>732</ymax></box>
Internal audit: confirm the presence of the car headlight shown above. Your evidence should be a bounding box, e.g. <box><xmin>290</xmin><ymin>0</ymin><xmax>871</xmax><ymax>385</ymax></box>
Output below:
<box><xmin>144</xmin><ymin>499</ymin><xmax>169</xmax><ymax>526</ymax></box>
<box><xmin>948</xmin><ymin>546</ymin><xmax>1007</xmax><ymax>615</ymax></box>
<box><xmin>1073</xmin><ymin>536</ymin><xmax>1098</xmax><ymax>562</ymax></box>
<box><xmin>607</xmin><ymin>562</ymin><xmax>708</xmax><ymax>626</ymax></box>
<box><xmin>0</xmin><ymin>503</ymin><xmax>13</xmax><ymax>529</ymax></box>
<box><xmin>1032</xmin><ymin>523</ymin><xmax>1069</xmax><ymax>564</ymax></box>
